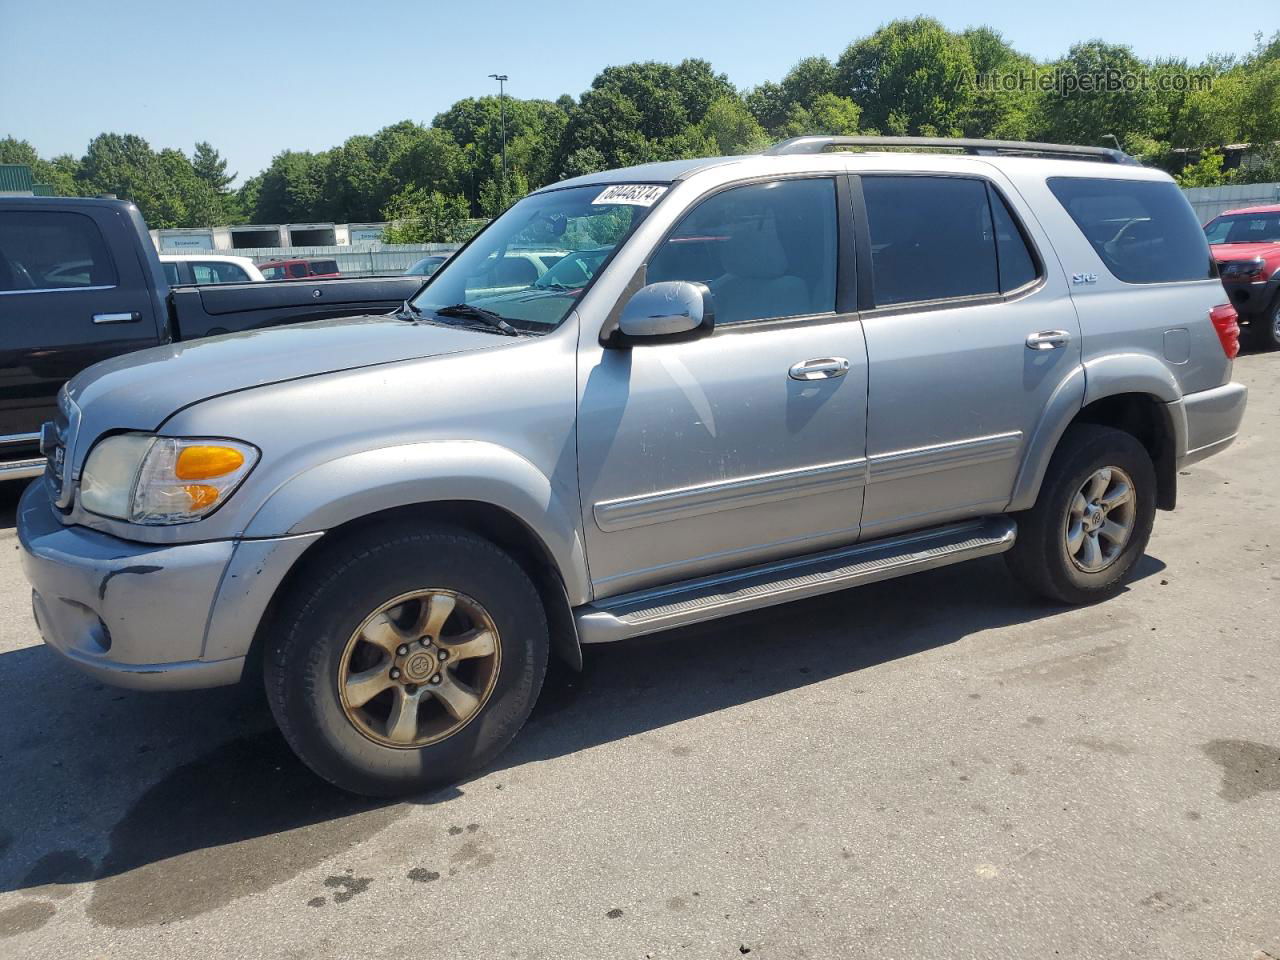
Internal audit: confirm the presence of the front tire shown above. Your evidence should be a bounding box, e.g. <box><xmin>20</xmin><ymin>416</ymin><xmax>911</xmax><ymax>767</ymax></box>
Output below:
<box><xmin>264</xmin><ymin>525</ymin><xmax>548</xmax><ymax>797</ymax></box>
<box><xmin>1261</xmin><ymin>296</ymin><xmax>1280</xmax><ymax>350</ymax></box>
<box><xmin>1005</xmin><ymin>425</ymin><xmax>1156</xmax><ymax>605</ymax></box>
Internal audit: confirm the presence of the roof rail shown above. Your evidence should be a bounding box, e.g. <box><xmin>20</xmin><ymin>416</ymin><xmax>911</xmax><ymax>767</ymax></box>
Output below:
<box><xmin>764</xmin><ymin>135</ymin><xmax>1137</xmax><ymax>165</ymax></box>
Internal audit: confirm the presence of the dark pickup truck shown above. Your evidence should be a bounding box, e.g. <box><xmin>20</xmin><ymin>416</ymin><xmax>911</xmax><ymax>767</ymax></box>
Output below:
<box><xmin>0</xmin><ymin>196</ymin><xmax>424</xmax><ymax>479</ymax></box>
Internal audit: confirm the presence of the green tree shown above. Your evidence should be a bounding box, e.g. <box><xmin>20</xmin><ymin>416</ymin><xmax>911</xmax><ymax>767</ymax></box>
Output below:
<box><xmin>1032</xmin><ymin>42</ymin><xmax>1166</xmax><ymax>147</ymax></box>
<box><xmin>0</xmin><ymin>136</ymin><xmax>80</xmax><ymax>195</ymax></box>
<box><xmin>381</xmin><ymin>187</ymin><xmax>473</xmax><ymax>243</ymax></box>
<box><xmin>778</xmin><ymin>94</ymin><xmax>863</xmax><ymax>138</ymax></box>
<box><xmin>835</xmin><ymin>17</ymin><xmax>977</xmax><ymax>136</ymax></box>
<box><xmin>191</xmin><ymin>141</ymin><xmax>235</xmax><ymax>192</ymax></box>
<box><xmin>698</xmin><ymin>97</ymin><xmax>768</xmax><ymax>154</ymax></box>
<box><xmin>961</xmin><ymin>27</ymin><xmax>1038</xmax><ymax>139</ymax></box>
<box><xmin>252</xmin><ymin>150</ymin><xmax>327</xmax><ymax>223</ymax></box>
<box><xmin>1174</xmin><ymin>149</ymin><xmax>1235</xmax><ymax>186</ymax></box>
<box><xmin>478</xmin><ymin>168</ymin><xmax>529</xmax><ymax>218</ymax></box>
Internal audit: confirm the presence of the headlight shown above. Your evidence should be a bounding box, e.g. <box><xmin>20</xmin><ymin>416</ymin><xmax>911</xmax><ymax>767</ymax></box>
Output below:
<box><xmin>1221</xmin><ymin>258</ymin><xmax>1265</xmax><ymax>280</ymax></box>
<box><xmin>80</xmin><ymin>433</ymin><xmax>259</xmax><ymax>524</ymax></box>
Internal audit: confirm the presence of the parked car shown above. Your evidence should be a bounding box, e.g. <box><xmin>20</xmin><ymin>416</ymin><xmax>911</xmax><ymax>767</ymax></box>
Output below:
<box><xmin>158</xmin><ymin>253</ymin><xmax>265</xmax><ymax>285</ymax></box>
<box><xmin>1203</xmin><ymin>204</ymin><xmax>1280</xmax><ymax>348</ymax></box>
<box><xmin>0</xmin><ymin>197</ymin><xmax>425</xmax><ymax>479</ymax></box>
<box><xmin>260</xmin><ymin>258</ymin><xmax>341</xmax><ymax>280</ymax></box>
<box><xmin>18</xmin><ymin>137</ymin><xmax>1246</xmax><ymax>797</ymax></box>
<box><xmin>405</xmin><ymin>255</ymin><xmax>449</xmax><ymax>277</ymax></box>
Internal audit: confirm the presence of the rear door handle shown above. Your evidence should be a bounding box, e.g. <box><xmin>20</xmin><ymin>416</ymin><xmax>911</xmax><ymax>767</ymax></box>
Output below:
<box><xmin>1025</xmin><ymin>330</ymin><xmax>1070</xmax><ymax>350</ymax></box>
<box><xmin>789</xmin><ymin>357</ymin><xmax>850</xmax><ymax>381</ymax></box>
<box><xmin>93</xmin><ymin>311</ymin><xmax>141</xmax><ymax>325</ymax></box>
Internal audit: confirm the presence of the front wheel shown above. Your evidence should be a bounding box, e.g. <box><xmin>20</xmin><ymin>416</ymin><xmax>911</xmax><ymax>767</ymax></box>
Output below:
<box><xmin>264</xmin><ymin>525</ymin><xmax>548</xmax><ymax>797</ymax></box>
<box><xmin>1261</xmin><ymin>297</ymin><xmax>1280</xmax><ymax>350</ymax></box>
<box><xmin>1004</xmin><ymin>424</ymin><xmax>1156</xmax><ymax>605</ymax></box>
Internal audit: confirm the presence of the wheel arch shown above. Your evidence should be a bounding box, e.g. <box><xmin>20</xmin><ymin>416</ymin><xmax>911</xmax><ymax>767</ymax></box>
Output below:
<box><xmin>245</xmin><ymin>499</ymin><xmax>584</xmax><ymax>680</ymax></box>
<box><xmin>237</xmin><ymin>441</ymin><xmax>588</xmax><ymax>676</ymax></box>
<box><xmin>1011</xmin><ymin>374</ymin><xmax>1181</xmax><ymax>513</ymax></box>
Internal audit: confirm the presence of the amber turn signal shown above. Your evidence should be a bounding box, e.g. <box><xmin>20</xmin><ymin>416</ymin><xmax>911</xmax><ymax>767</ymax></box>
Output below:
<box><xmin>183</xmin><ymin>484</ymin><xmax>222</xmax><ymax>511</ymax></box>
<box><xmin>175</xmin><ymin>445</ymin><xmax>246</xmax><ymax>480</ymax></box>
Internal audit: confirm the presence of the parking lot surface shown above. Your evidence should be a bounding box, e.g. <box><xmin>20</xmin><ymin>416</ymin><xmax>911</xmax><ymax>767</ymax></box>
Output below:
<box><xmin>1</xmin><ymin>354</ymin><xmax>1278</xmax><ymax>960</ymax></box>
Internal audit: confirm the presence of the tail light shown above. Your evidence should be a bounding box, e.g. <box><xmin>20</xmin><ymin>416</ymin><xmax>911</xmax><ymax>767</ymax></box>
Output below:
<box><xmin>1210</xmin><ymin>303</ymin><xmax>1240</xmax><ymax>359</ymax></box>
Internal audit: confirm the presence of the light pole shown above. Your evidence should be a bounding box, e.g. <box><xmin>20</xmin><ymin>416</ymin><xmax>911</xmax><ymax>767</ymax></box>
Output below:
<box><xmin>488</xmin><ymin>73</ymin><xmax>509</xmax><ymax>209</ymax></box>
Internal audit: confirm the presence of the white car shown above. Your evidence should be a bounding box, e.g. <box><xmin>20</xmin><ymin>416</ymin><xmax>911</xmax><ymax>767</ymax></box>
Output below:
<box><xmin>158</xmin><ymin>254</ymin><xmax>265</xmax><ymax>285</ymax></box>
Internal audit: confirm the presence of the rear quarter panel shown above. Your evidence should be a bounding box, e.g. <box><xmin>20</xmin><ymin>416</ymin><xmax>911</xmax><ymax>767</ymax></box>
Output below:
<box><xmin>1007</xmin><ymin>168</ymin><xmax>1231</xmax><ymax>400</ymax></box>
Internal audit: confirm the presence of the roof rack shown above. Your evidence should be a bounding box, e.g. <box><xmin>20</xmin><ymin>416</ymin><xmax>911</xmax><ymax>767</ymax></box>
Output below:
<box><xmin>764</xmin><ymin>135</ymin><xmax>1137</xmax><ymax>165</ymax></box>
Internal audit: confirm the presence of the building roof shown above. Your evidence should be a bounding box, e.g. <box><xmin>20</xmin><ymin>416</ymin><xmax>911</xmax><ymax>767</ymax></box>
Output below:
<box><xmin>0</xmin><ymin>164</ymin><xmax>35</xmax><ymax>193</ymax></box>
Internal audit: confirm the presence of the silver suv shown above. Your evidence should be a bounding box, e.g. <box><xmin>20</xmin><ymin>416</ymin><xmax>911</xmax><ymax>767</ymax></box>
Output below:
<box><xmin>18</xmin><ymin>136</ymin><xmax>1248</xmax><ymax>796</ymax></box>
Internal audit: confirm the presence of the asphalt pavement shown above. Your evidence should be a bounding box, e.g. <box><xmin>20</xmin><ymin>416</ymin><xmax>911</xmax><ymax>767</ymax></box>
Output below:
<box><xmin>1</xmin><ymin>353</ymin><xmax>1278</xmax><ymax>960</ymax></box>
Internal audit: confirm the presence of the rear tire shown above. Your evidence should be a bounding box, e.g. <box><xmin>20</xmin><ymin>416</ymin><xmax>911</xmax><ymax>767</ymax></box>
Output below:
<box><xmin>1005</xmin><ymin>425</ymin><xmax>1156</xmax><ymax>605</ymax></box>
<box><xmin>264</xmin><ymin>524</ymin><xmax>548</xmax><ymax>797</ymax></box>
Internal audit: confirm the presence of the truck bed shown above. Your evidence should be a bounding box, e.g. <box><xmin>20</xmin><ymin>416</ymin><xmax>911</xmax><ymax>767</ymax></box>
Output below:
<box><xmin>169</xmin><ymin>276</ymin><xmax>426</xmax><ymax>339</ymax></box>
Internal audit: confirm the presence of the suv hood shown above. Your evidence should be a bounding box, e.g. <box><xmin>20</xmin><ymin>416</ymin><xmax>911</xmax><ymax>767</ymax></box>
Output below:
<box><xmin>67</xmin><ymin>314</ymin><xmax>506</xmax><ymax>435</ymax></box>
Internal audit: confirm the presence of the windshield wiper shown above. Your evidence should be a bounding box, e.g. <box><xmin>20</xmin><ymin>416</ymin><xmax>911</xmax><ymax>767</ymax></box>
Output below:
<box><xmin>435</xmin><ymin>303</ymin><xmax>521</xmax><ymax>337</ymax></box>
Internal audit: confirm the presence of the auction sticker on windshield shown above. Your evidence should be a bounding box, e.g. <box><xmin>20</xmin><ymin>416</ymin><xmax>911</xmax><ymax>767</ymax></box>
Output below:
<box><xmin>593</xmin><ymin>184</ymin><xmax>668</xmax><ymax>206</ymax></box>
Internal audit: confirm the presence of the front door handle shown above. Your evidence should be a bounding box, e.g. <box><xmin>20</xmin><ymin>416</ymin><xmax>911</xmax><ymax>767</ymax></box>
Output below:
<box><xmin>1026</xmin><ymin>330</ymin><xmax>1070</xmax><ymax>351</ymax></box>
<box><xmin>789</xmin><ymin>357</ymin><xmax>850</xmax><ymax>381</ymax></box>
<box><xmin>93</xmin><ymin>311</ymin><xmax>141</xmax><ymax>325</ymax></box>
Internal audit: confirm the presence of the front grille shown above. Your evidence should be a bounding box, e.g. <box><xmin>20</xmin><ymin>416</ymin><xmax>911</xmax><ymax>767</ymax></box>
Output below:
<box><xmin>45</xmin><ymin>391</ymin><xmax>80</xmax><ymax>508</ymax></box>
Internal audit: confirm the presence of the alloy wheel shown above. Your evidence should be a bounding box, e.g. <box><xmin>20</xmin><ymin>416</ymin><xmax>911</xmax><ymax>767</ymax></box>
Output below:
<box><xmin>1065</xmin><ymin>466</ymin><xmax>1137</xmax><ymax>574</ymax></box>
<box><xmin>338</xmin><ymin>589</ymin><xmax>501</xmax><ymax>749</ymax></box>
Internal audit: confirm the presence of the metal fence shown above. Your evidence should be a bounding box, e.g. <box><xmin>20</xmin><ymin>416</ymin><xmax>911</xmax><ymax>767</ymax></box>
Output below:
<box><xmin>231</xmin><ymin>243</ymin><xmax>465</xmax><ymax>278</ymax></box>
<box><xmin>1182</xmin><ymin>182</ymin><xmax>1280</xmax><ymax>222</ymax></box>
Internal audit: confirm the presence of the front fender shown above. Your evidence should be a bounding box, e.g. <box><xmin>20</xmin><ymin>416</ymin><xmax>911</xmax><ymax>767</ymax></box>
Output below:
<box><xmin>242</xmin><ymin>440</ymin><xmax>591</xmax><ymax>603</ymax></box>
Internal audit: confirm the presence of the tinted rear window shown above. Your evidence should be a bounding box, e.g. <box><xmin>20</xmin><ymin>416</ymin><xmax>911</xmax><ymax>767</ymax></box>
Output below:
<box><xmin>0</xmin><ymin>211</ymin><xmax>117</xmax><ymax>291</ymax></box>
<box><xmin>1048</xmin><ymin>177</ymin><xmax>1214</xmax><ymax>284</ymax></box>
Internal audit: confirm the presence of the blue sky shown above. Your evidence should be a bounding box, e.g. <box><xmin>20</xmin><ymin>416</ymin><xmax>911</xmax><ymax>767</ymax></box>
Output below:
<box><xmin>2</xmin><ymin>0</ymin><xmax>1265</xmax><ymax>182</ymax></box>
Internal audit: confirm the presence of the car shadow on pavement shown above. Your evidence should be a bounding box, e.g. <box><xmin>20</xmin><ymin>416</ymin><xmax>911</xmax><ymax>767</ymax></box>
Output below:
<box><xmin>0</xmin><ymin>480</ymin><xmax>27</xmax><ymax>531</ymax></box>
<box><xmin>0</xmin><ymin>551</ymin><xmax>1165</xmax><ymax>926</ymax></box>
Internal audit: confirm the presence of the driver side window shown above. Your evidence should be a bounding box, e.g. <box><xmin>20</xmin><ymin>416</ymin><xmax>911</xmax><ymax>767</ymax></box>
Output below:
<box><xmin>647</xmin><ymin>178</ymin><xmax>837</xmax><ymax>325</ymax></box>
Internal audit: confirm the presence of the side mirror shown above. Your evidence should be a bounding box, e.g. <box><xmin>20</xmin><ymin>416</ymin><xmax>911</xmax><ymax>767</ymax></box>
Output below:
<box><xmin>616</xmin><ymin>281</ymin><xmax>715</xmax><ymax>344</ymax></box>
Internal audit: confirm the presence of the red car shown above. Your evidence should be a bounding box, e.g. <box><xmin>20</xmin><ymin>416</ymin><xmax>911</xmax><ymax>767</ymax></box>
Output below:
<box><xmin>259</xmin><ymin>257</ymin><xmax>341</xmax><ymax>281</ymax></box>
<box><xmin>1204</xmin><ymin>204</ymin><xmax>1280</xmax><ymax>348</ymax></box>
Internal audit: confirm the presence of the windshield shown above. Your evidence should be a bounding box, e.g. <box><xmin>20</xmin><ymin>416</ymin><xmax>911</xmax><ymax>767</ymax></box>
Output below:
<box><xmin>1205</xmin><ymin>212</ymin><xmax>1280</xmax><ymax>245</ymax></box>
<box><xmin>411</xmin><ymin>184</ymin><xmax>661</xmax><ymax>331</ymax></box>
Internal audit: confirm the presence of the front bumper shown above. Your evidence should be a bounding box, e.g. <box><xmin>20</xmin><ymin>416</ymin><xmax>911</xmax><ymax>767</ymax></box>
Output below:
<box><xmin>1174</xmin><ymin>380</ymin><xmax>1248</xmax><ymax>469</ymax></box>
<box><xmin>17</xmin><ymin>481</ymin><xmax>319</xmax><ymax>691</ymax></box>
<box><xmin>1220</xmin><ymin>275</ymin><xmax>1279</xmax><ymax>320</ymax></box>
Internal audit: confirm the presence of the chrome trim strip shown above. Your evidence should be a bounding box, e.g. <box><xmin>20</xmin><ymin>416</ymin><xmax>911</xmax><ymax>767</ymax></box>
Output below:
<box><xmin>867</xmin><ymin>431</ymin><xmax>1023</xmax><ymax>484</ymax></box>
<box><xmin>0</xmin><ymin>457</ymin><xmax>47</xmax><ymax>480</ymax></box>
<box><xmin>0</xmin><ymin>284</ymin><xmax>116</xmax><ymax>297</ymax></box>
<box><xmin>593</xmin><ymin>457</ymin><xmax>868</xmax><ymax>532</ymax></box>
<box><xmin>0</xmin><ymin>432</ymin><xmax>40</xmax><ymax>447</ymax></box>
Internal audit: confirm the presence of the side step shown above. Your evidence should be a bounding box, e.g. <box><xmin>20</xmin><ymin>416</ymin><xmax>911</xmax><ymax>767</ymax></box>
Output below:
<box><xmin>0</xmin><ymin>457</ymin><xmax>47</xmax><ymax>481</ymax></box>
<box><xmin>575</xmin><ymin>516</ymin><xmax>1016</xmax><ymax>644</ymax></box>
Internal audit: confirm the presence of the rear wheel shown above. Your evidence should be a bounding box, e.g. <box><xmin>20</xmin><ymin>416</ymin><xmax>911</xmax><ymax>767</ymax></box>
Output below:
<box><xmin>265</xmin><ymin>525</ymin><xmax>548</xmax><ymax>797</ymax></box>
<box><xmin>1005</xmin><ymin>425</ymin><xmax>1156</xmax><ymax>604</ymax></box>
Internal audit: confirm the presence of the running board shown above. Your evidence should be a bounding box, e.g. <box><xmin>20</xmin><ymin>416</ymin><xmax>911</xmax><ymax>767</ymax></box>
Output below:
<box><xmin>0</xmin><ymin>457</ymin><xmax>46</xmax><ymax>481</ymax></box>
<box><xmin>575</xmin><ymin>516</ymin><xmax>1017</xmax><ymax>644</ymax></box>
